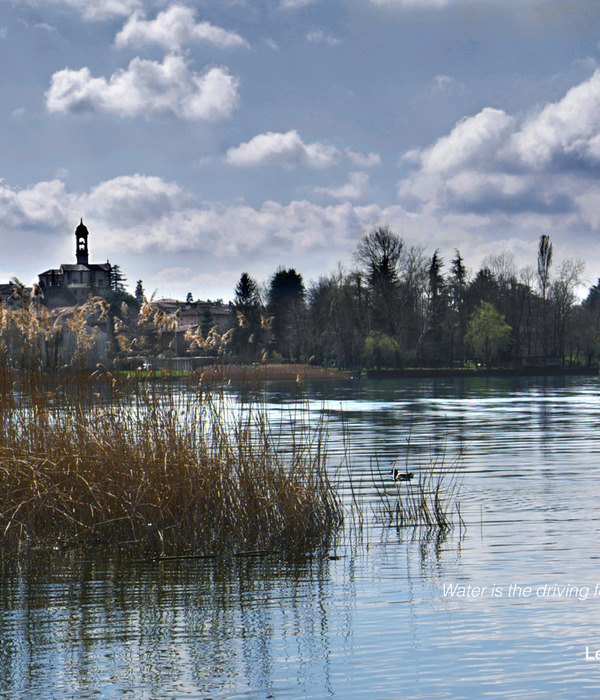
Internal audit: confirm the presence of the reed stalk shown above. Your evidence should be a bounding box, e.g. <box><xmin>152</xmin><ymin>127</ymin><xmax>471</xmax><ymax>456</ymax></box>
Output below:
<box><xmin>372</xmin><ymin>436</ymin><xmax>464</xmax><ymax>531</ymax></box>
<box><xmin>0</xmin><ymin>367</ymin><xmax>343</xmax><ymax>554</ymax></box>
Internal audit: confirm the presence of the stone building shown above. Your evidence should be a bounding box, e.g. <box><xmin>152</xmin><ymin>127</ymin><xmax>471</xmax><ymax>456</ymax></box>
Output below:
<box><xmin>38</xmin><ymin>219</ymin><xmax>112</xmax><ymax>306</ymax></box>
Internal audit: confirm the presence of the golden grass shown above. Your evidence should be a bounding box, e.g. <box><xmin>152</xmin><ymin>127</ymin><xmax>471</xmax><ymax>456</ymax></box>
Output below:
<box><xmin>0</xmin><ymin>368</ymin><xmax>343</xmax><ymax>555</ymax></box>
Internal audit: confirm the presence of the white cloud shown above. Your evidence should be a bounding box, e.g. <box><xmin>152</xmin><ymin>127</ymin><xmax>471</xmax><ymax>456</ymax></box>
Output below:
<box><xmin>45</xmin><ymin>54</ymin><xmax>240</xmax><ymax>121</ymax></box>
<box><xmin>306</xmin><ymin>30</ymin><xmax>340</xmax><ymax>46</ymax></box>
<box><xmin>225</xmin><ymin>130</ymin><xmax>340</xmax><ymax>168</ymax></box>
<box><xmin>84</xmin><ymin>175</ymin><xmax>190</xmax><ymax>227</ymax></box>
<box><xmin>510</xmin><ymin>69</ymin><xmax>600</xmax><ymax>168</ymax></box>
<box><xmin>345</xmin><ymin>148</ymin><xmax>381</xmax><ymax>167</ymax></box>
<box><xmin>115</xmin><ymin>5</ymin><xmax>250</xmax><ymax>52</ymax></box>
<box><xmin>0</xmin><ymin>178</ymin><xmax>70</xmax><ymax>231</ymax></box>
<box><xmin>408</xmin><ymin>107</ymin><xmax>516</xmax><ymax>175</ymax></box>
<box><xmin>316</xmin><ymin>172</ymin><xmax>371</xmax><ymax>200</ymax></box>
<box><xmin>398</xmin><ymin>71</ymin><xmax>600</xmax><ymax>217</ymax></box>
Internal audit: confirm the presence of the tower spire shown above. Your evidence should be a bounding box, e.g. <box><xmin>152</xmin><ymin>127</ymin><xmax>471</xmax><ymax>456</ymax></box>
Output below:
<box><xmin>75</xmin><ymin>218</ymin><xmax>89</xmax><ymax>266</ymax></box>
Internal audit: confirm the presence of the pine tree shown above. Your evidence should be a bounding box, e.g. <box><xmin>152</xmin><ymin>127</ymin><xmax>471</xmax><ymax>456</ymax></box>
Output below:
<box><xmin>135</xmin><ymin>280</ymin><xmax>144</xmax><ymax>305</ymax></box>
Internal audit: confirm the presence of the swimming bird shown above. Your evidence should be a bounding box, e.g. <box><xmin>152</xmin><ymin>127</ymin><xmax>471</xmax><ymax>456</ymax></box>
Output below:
<box><xmin>390</xmin><ymin>467</ymin><xmax>414</xmax><ymax>482</ymax></box>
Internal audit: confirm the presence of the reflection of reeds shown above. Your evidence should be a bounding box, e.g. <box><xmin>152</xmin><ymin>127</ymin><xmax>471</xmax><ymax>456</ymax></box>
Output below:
<box><xmin>372</xmin><ymin>439</ymin><xmax>464</xmax><ymax>531</ymax></box>
<box><xmin>0</xmin><ymin>369</ymin><xmax>343</xmax><ymax>554</ymax></box>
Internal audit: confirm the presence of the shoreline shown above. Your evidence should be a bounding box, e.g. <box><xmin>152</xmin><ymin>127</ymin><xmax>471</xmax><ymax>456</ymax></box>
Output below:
<box><xmin>365</xmin><ymin>367</ymin><xmax>598</xmax><ymax>379</ymax></box>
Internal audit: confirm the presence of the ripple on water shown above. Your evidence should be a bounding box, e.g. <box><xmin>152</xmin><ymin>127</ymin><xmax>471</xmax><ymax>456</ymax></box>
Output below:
<box><xmin>2</xmin><ymin>375</ymin><xmax>600</xmax><ymax>698</ymax></box>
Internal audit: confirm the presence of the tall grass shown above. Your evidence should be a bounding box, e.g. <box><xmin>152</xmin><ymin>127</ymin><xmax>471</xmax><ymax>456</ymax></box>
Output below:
<box><xmin>372</xmin><ymin>438</ymin><xmax>464</xmax><ymax>531</ymax></box>
<box><xmin>0</xmin><ymin>368</ymin><xmax>343</xmax><ymax>555</ymax></box>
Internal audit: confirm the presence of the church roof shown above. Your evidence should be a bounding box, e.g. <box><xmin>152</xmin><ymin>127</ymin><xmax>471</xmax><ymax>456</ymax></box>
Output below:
<box><xmin>61</xmin><ymin>263</ymin><xmax>111</xmax><ymax>272</ymax></box>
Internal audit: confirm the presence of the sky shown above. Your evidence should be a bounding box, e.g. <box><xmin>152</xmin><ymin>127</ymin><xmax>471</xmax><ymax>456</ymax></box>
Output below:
<box><xmin>2</xmin><ymin>0</ymin><xmax>600</xmax><ymax>302</ymax></box>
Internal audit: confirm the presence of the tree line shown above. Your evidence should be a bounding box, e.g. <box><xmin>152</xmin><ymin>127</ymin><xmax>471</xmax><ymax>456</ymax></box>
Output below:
<box><xmin>228</xmin><ymin>227</ymin><xmax>598</xmax><ymax>369</ymax></box>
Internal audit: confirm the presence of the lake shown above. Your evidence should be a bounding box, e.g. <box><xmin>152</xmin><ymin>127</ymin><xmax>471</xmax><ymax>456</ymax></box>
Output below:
<box><xmin>2</xmin><ymin>374</ymin><xmax>600</xmax><ymax>699</ymax></box>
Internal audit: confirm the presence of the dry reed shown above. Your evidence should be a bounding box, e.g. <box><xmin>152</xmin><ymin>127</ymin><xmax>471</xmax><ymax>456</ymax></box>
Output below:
<box><xmin>0</xmin><ymin>368</ymin><xmax>343</xmax><ymax>555</ymax></box>
<box><xmin>372</xmin><ymin>438</ymin><xmax>464</xmax><ymax>531</ymax></box>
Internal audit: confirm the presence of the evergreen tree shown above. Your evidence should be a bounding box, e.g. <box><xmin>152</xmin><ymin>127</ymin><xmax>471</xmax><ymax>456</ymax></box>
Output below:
<box><xmin>267</xmin><ymin>267</ymin><xmax>306</xmax><ymax>359</ymax></box>
<box><xmin>135</xmin><ymin>280</ymin><xmax>144</xmax><ymax>305</ymax></box>
<box><xmin>424</xmin><ymin>250</ymin><xmax>446</xmax><ymax>365</ymax></box>
<box><xmin>232</xmin><ymin>272</ymin><xmax>263</xmax><ymax>360</ymax></box>
<box><xmin>584</xmin><ymin>279</ymin><xmax>600</xmax><ymax>310</ymax></box>
<box><xmin>448</xmin><ymin>249</ymin><xmax>467</xmax><ymax>364</ymax></box>
<box><xmin>110</xmin><ymin>264</ymin><xmax>127</xmax><ymax>292</ymax></box>
<box><xmin>200</xmin><ymin>307</ymin><xmax>214</xmax><ymax>339</ymax></box>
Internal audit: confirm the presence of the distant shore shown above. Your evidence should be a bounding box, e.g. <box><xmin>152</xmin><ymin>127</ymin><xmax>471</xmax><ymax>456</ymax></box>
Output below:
<box><xmin>201</xmin><ymin>363</ymin><xmax>354</xmax><ymax>382</ymax></box>
<box><xmin>365</xmin><ymin>366</ymin><xmax>598</xmax><ymax>379</ymax></box>
<box><xmin>196</xmin><ymin>363</ymin><xmax>598</xmax><ymax>382</ymax></box>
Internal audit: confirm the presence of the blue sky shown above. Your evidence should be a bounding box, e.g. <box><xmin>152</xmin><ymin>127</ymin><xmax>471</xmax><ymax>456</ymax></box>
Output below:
<box><xmin>1</xmin><ymin>0</ymin><xmax>600</xmax><ymax>301</ymax></box>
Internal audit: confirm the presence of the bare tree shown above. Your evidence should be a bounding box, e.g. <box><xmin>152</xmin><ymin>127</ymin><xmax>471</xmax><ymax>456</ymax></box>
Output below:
<box><xmin>354</xmin><ymin>226</ymin><xmax>404</xmax><ymax>286</ymax></box>
<box><xmin>483</xmin><ymin>251</ymin><xmax>517</xmax><ymax>287</ymax></box>
<box><xmin>550</xmin><ymin>258</ymin><xmax>586</xmax><ymax>362</ymax></box>
<box><xmin>354</xmin><ymin>226</ymin><xmax>405</xmax><ymax>341</ymax></box>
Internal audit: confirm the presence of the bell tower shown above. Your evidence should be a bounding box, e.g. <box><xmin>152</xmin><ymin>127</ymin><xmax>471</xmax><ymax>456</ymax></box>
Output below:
<box><xmin>75</xmin><ymin>218</ymin><xmax>89</xmax><ymax>266</ymax></box>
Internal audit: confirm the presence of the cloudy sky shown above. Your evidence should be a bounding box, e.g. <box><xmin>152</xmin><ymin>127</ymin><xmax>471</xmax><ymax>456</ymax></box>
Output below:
<box><xmin>2</xmin><ymin>0</ymin><xmax>600</xmax><ymax>301</ymax></box>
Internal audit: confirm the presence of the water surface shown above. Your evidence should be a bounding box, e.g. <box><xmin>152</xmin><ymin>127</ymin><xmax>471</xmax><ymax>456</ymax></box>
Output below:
<box><xmin>2</xmin><ymin>375</ymin><xmax>600</xmax><ymax>699</ymax></box>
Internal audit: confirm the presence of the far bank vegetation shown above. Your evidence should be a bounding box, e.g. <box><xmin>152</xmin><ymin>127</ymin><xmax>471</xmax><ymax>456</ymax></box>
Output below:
<box><xmin>1</xmin><ymin>229</ymin><xmax>594</xmax><ymax>373</ymax></box>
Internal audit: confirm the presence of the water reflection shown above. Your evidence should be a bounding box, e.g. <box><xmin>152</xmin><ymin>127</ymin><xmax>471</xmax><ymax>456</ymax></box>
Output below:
<box><xmin>0</xmin><ymin>551</ymin><xmax>357</xmax><ymax>699</ymax></box>
<box><xmin>2</xmin><ymin>374</ymin><xmax>600</xmax><ymax>698</ymax></box>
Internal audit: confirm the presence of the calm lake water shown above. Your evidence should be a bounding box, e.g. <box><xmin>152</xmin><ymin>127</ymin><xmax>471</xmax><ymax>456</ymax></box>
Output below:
<box><xmin>2</xmin><ymin>375</ymin><xmax>600</xmax><ymax>699</ymax></box>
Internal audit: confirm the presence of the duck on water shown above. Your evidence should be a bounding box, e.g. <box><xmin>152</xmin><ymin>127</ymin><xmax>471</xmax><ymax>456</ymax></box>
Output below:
<box><xmin>390</xmin><ymin>465</ymin><xmax>414</xmax><ymax>482</ymax></box>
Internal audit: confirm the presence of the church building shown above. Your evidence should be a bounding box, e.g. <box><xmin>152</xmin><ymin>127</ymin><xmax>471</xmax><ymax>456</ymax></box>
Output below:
<box><xmin>38</xmin><ymin>220</ymin><xmax>112</xmax><ymax>305</ymax></box>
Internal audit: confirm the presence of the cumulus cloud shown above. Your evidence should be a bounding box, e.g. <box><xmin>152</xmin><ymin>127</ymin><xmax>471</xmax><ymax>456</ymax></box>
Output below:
<box><xmin>45</xmin><ymin>54</ymin><xmax>240</xmax><ymax>121</ymax></box>
<box><xmin>225</xmin><ymin>130</ymin><xmax>340</xmax><ymax>168</ymax></box>
<box><xmin>316</xmin><ymin>172</ymin><xmax>371</xmax><ymax>200</ymax></box>
<box><xmin>84</xmin><ymin>175</ymin><xmax>191</xmax><ymax>228</ymax></box>
<box><xmin>398</xmin><ymin>69</ymin><xmax>600</xmax><ymax>218</ymax></box>
<box><xmin>405</xmin><ymin>108</ymin><xmax>516</xmax><ymax>175</ymax></box>
<box><xmin>345</xmin><ymin>148</ymin><xmax>381</xmax><ymax>167</ymax></box>
<box><xmin>0</xmin><ymin>178</ymin><xmax>70</xmax><ymax>231</ymax></box>
<box><xmin>510</xmin><ymin>69</ymin><xmax>600</xmax><ymax>168</ymax></box>
<box><xmin>115</xmin><ymin>5</ymin><xmax>250</xmax><ymax>52</ymax></box>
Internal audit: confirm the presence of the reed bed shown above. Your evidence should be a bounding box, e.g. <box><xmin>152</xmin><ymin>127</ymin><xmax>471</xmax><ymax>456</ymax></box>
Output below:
<box><xmin>372</xmin><ymin>440</ymin><xmax>464</xmax><ymax>531</ymax></box>
<box><xmin>0</xmin><ymin>368</ymin><xmax>343</xmax><ymax>555</ymax></box>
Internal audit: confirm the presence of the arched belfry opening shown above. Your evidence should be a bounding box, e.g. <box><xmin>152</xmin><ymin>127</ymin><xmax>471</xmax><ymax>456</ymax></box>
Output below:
<box><xmin>75</xmin><ymin>218</ymin><xmax>89</xmax><ymax>266</ymax></box>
